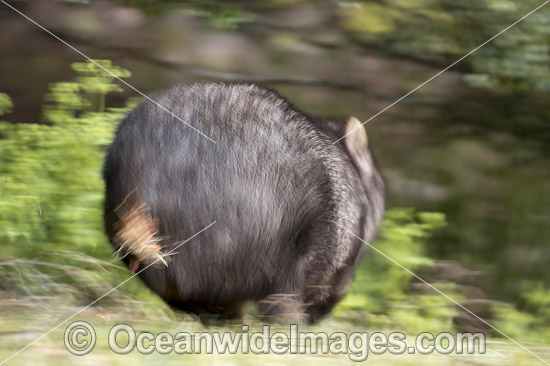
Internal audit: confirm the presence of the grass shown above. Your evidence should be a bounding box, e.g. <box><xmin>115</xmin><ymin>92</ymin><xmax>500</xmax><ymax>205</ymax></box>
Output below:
<box><xmin>1</xmin><ymin>304</ymin><xmax>550</xmax><ymax>366</ymax></box>
<box><xmin>0</xmin><ymin>253</ymin><xmax>548</xmax><ymax>365</ymax></box>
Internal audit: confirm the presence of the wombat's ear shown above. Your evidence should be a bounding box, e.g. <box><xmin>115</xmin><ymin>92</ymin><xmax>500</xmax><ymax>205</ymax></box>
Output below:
<box><xmin>344</xmin><ymin>116</ymin><xmax>368</xmax><ymax>154</ymax></box>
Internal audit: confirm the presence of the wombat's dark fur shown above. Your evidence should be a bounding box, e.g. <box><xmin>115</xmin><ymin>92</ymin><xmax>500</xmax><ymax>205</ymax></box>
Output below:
<box><xmin>103</xmin><ymin>83</ymin><xmax>385</xmax><ymax>323</ymax></box>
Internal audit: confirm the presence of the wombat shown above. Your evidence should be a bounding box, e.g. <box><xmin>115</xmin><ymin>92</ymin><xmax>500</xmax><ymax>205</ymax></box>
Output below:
<box><xmin>103</xmin><ymin>82</ymin><xmax>385</xmax><ymax>323</ymax></box>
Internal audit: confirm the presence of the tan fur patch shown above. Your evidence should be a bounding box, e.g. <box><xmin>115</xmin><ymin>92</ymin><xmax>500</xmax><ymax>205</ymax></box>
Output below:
<box><xmin>113</xmin><ymin>201</ymin><xmax>169</xmax><ymax>268</ymax></box>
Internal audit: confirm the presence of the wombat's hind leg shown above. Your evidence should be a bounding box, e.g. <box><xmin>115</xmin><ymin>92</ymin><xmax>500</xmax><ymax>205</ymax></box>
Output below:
<box><xmin>168</xmin><ymin>300</ymin><xmax>245</xmax><ymax>325</ymax></box>
<box><xmin>218</xmin><ymin>300</ymin><xmax>245</xmax><ymax>321</ymax></box>
<box><xmin>305</xmin><ymin>296</ymin><xmax>341</xmax><ymax>324</ymax></box>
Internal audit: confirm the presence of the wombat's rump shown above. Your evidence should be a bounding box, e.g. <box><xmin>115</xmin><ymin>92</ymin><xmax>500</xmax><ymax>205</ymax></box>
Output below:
<box><xmin>103</xmin><ymin>83</ymin><xmax>385</xmax><ymax>323</ymax></box>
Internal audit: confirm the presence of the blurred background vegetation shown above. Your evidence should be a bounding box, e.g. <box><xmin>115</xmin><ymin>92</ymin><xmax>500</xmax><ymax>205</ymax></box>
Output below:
<box><xmin>0</xmin><ymin>0</ymin><xmax>549</xmax><ymax>363</ymax></box>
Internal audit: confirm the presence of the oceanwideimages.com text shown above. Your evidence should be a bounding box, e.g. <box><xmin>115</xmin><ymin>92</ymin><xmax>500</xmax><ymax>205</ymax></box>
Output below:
<box><xmin>64</xmin><ymin>321</ymin><xmax>486</xmax><ymax>361</ymax></box>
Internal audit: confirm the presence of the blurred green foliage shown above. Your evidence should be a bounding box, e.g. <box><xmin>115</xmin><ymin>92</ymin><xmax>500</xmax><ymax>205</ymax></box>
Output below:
<box><xmin>108</xmin><ymin>0</ymin><xmax>550</xmax><ymax>92</ymax></box>
<box><xmin>340</xmin><ymin>0</ymin><xmax>550</xmax><ymax>91</ymax></box>
<box><xmin>335</xmin><ymin>209</ymin><xmax>461</xmax><ymax>334</ymax></box>
<box><xmin>0</xmin><ymin>93</ymin><xmax>13</xmax><ymax>116</ymax></box>
<box><xmin>0</xmin><ymin>60</ymin><xmax>132</xmax><ymax>259</ymax></box>
<box><xmin>493</xmin><ymin>282</ymin><xmax>550</xmax><ymax>343</ymax></box>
